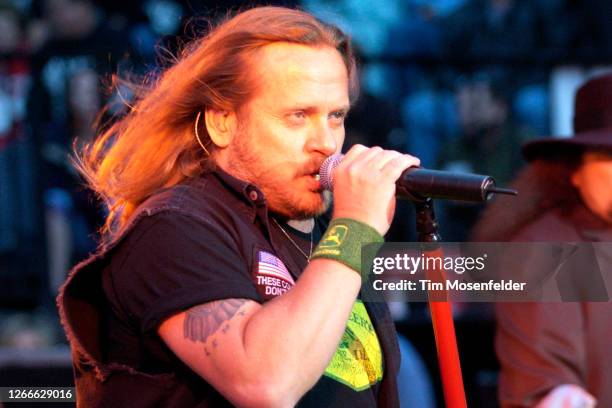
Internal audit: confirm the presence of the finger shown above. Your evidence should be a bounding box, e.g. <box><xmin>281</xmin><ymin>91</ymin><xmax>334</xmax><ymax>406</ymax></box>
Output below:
<box><xmin>340</xmin><ymin>146</ymin><xmax>383</xmax><ymax>172</ymax></box>
<box><xmin>339</xmin><ymin>144</ymin><xmax>369</xmax><ymax>166</ymax></box>
<box><xmin>357</xmin><ymin>150</ymin><xmax>401</xmax><ymax>174</ymax></box>
<box><xmin>356</xmin><ymin>146</ymin><xmax>386</xmax><ymax>166</ymax></box>
<box><xmin>377</xmin><ymin>154</ymin><xmax>419</xmax><ymax>183</ymax></box>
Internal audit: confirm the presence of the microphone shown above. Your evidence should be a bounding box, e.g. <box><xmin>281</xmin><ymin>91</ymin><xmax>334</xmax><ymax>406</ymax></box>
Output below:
<box><xmin>319</xmin><ymin>154</ymin><xmax>517</xmax><ymax>202</ymax></box>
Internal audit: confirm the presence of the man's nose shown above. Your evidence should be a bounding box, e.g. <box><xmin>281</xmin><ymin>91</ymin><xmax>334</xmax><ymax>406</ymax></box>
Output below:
<box><xmin>307</xmin><ymin>119</ymin><xmax>338</xmax><ymax>156</ymax></box>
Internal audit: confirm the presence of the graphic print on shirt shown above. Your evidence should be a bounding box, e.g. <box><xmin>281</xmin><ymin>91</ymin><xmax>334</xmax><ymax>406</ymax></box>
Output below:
<box><xmin>324</xmin><ymin>299</ymin><xmax>383</xmax><ymax>391</ymax></box>
<box><xmin>253</xmin><ymin>249</ymin><xmax>295</xmax><ymax>299</ymax></box>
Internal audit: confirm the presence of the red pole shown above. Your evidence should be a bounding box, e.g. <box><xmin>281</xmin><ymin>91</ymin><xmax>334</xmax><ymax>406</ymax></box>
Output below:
<box><xmin>425</xmin><ymin>248</ymin><xmax>467</xmax><ymax>408</ymax></box>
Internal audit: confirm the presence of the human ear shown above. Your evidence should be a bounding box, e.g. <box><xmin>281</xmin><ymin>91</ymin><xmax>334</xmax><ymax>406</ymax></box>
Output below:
<box><xmin>204</xmin><ymin>109</ymin><xmax>237</xmax><ymax>148</ymax></box>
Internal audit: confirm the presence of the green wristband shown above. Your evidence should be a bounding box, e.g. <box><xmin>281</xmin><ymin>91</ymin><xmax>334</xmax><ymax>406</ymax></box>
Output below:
<box><xmin>310</xmin><ymin>218</ymin><xmax>384</xmax><ymax>277</ymax></box>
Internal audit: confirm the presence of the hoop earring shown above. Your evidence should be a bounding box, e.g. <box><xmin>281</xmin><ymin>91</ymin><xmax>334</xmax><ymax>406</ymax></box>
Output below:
<box><xmin>194</xmin><ymin>111</ymin><xmax>210</xmax><ymax>156</ymax></box>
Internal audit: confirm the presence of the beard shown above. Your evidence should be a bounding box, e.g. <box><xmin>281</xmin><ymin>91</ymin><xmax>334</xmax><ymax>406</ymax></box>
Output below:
<box><xmin>225</xmin><ymin>131</ymin><xmax>330</xmax><ymax>220</ymax></box>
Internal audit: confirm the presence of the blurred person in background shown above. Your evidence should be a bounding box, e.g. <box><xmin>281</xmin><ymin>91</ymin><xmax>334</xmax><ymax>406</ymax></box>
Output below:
<box><xmin>27</xmin><ymin>0</ymin><xmax>127</xmax><ymax>292</ymax></box>
<box><xmin>0</xmin><ymin>2</ymin><xmax>29</xmax><ymax>252</ymax></box>
<box><xmin>44</xmin><ymin>67</ymin><xmax>104</xmax><ymax>291</ymax></box>
<box><xmin>472</xmin><ymin>73</ymin><xmax>612</xmax><ymax>408</ymax></box>
<box><xmin>0</xmin><ymin>2</ymin><xmax>43</xmax><ymax>304</ymax></box>
<box><xmin>436</xmin><ymin>74</ymin><xmax>533</xmax><ymax>241</ymax></box>
<box><xmin>445</xmin><ymin>78</ymin><xmax>524</xmax><ymax>182</ymax></box>
<box><xmin>441</xmin><ymin>0</ymin><xmax>567</xmax><ymax>137</ymax></box>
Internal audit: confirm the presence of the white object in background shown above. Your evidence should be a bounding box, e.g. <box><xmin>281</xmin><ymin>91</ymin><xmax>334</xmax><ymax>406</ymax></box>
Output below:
<box><xmin>535</xmin><ymin>384</ymin><xmax>597</xmax><ymax>408</ymax></box>
<box><xmin>550</xmin><ymin>66</ymin><xmax>584</xmax><ymax>138</ymax></box>
<box><xmin>550</xmin><ymin>66</ymin><xmax>612</xmax><ymax>138</ymax></box>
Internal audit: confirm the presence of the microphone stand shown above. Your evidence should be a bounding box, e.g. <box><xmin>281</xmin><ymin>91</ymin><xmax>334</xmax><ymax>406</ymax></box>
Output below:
<box><xmin>414</xmin><ymin>198</ymin><xmax>467</xmax><ymax>408</ymax></box>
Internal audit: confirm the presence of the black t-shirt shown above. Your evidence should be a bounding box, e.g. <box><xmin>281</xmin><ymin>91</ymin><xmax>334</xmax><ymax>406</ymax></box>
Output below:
<box><xmin>98</xmin><ymin>170</ymin><xmax>392</xmax><ymax>406</ymax></box>
<box><xmin>269</xmin><ymin>220</ymin><xmax>383</xmax><ymax>406</ymax></box>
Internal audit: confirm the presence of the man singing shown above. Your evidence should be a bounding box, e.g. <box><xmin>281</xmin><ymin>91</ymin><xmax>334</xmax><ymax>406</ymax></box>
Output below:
<box><xmin>58</xmin><ymin>6</ymin><xmax>419</xmax><ymax>407</ymax></box>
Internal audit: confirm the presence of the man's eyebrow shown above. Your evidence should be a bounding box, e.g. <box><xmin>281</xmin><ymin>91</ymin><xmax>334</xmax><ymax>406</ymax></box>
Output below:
<box><xmin>284</xmin><ymin>105</ymin><xmax>316</xmax><ymax>113</ymax></box>
<box><xmin>334</xmin><ymin>105</ymin><xmax>351</xmax><ymax>113</ymax></box>
<box><xmin>282</xmin><ymin>104</ymin><xmax>350</xmax><ymax>113</ymax></box>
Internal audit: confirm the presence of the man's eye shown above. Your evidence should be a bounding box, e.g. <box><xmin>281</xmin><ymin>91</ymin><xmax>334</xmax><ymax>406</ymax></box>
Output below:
<box><xmin>286</xmin><ymin>111</ymin><xmax>306</xmax><ymax>125</ymax></box>
<box><xmin>330</xmin><ymin>111</ymin><xmax>347</xmax><ymax>122</ymax></box>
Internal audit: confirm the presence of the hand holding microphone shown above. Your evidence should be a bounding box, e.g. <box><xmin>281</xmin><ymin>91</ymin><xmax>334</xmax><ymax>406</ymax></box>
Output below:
<box><xmin>326</xmin><ymin>145</ymin><xmax>421</xmax><ymax>235</ymax></box>
<box><xmin>320</xmin><ymin>152</ymin><xmax>517</xmax><ymax>203</ymax></box>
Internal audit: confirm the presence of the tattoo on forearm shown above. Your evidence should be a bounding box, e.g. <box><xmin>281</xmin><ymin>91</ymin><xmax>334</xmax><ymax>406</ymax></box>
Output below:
<box><xmin>183</xmin><ymin>298</ymin><xmax>247</xmax><ymax>345</ymax></box>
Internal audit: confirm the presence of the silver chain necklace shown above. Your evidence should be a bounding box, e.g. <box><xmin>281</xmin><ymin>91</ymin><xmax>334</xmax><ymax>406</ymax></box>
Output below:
<box><xmin>272</xmin><ymin>218</ymin><xmax>313</xmax><ymax>261</ymax></box>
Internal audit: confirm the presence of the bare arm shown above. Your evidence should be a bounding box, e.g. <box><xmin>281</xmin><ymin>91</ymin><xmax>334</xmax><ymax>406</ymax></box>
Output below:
<box><xmin>159</xmin><ymin>258</ymin><xmax>360</xmax><ymax>407</ymax></box>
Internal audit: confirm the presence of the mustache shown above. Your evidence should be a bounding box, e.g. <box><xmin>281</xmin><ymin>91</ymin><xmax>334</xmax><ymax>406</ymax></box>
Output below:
<box><xmin>299</xmin><ymin>157</ymin><xmax>327</xmax><ymax>175</ymax></box>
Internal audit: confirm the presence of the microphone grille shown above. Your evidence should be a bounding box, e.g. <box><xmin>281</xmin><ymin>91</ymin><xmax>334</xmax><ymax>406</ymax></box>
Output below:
<box><xmin>319</xmin><ymin>154</ymin><xmax>343</xmax><ymax>191</ymax></box>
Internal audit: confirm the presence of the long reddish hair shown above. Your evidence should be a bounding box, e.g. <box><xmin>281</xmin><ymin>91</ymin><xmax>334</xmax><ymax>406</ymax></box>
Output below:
<box><xmin>76</xmin><ymin>6</ymin><xmax>358</xmax><ymax>243</ymax></box>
